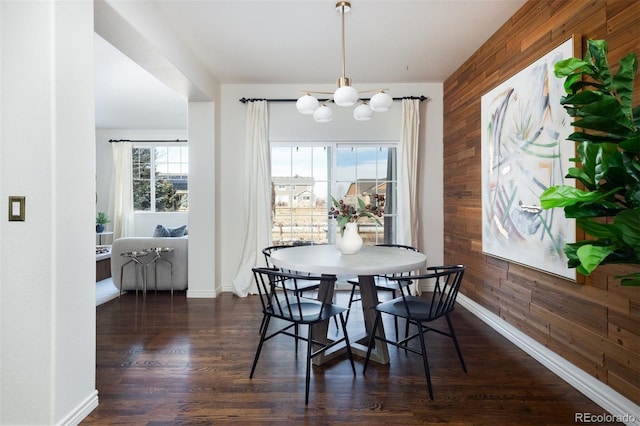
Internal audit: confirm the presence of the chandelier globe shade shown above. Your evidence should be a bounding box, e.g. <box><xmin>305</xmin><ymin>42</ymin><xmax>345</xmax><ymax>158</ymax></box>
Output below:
<box><xmin>313</xmin><ymin>105</ymin><xmax>333</xmax><ymax>123</ymax></box>
<box><xmin>334</xmin><ymin>80</ymin><xmax>358</xmax><ymax>107</ymax></box>
<box><xmin>369</xmin><ymin>91</ymin><xmax>393</xmax><ymax>112</ymax></box>
<box><xmin>296</xmin><ymin>93</ymin><xmax>319</xmax><ymax>114</ymax></box>
<box><xmin>353</xmin><ymin>103</ymin><xmax>374</xmax><ymax>121</ymax></box>
<box><xmin>296</xmin><ymin>1</ymin><xmax>391</xmax><ymax>122</ymax></box>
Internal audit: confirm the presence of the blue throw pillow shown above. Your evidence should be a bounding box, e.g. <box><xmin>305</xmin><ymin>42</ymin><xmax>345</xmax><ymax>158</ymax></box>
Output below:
<box><xmin>153</xmin><ymin>224</ymin><xmax>169</xmax><ymax>237</ymax></box>
<box><xmin>168</xmin><ymin>225</ymin><xmax>187</xmax><ymax>237</ymax></box>
<box><xmin>153</xmin><ymin>224</ymin><xmax>187</xmax><ymax>237</ymax></box>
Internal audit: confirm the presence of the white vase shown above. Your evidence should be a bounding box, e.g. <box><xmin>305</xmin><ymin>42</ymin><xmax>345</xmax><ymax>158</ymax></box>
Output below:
<box><xmin>336</xmin><ymin>222</ymin><xmax>363</xmax><ymax>255</ymax></box>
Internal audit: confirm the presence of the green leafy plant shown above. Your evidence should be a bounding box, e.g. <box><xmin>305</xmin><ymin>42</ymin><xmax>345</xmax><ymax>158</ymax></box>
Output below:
<box><xmin>539</xmin><ymin>39</ymin><xmax>639</xmax><ymax>285</ymax></box>
<box><xmin>96</xmin><ymin>212</ymin><xmax>110</xmax><ymax>225</ymax></box>
<box><xmin>330</xmin><ymin>194</ymin><xmax>384</xmax><ymax>236</ymax></box>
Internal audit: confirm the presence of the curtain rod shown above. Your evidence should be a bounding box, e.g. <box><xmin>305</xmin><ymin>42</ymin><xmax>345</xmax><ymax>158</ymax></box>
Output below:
<box><xmin>239</xmin><ymin>95</ymin><xmax>429</xmax><ymax>103</ymax></box>
<box><xmin>109</xmin><ymin>139</ymin><xmax>188</xmax><ymax>143</ymax></box>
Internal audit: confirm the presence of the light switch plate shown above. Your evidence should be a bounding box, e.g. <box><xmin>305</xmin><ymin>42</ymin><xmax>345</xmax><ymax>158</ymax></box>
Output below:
<box><xmin>8</xmin><ymin>196</ymin><xmax>25</xmax><ymax>221</ymax></box>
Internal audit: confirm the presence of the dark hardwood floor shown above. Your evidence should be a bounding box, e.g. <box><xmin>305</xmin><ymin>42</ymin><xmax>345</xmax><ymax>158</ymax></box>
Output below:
<box><xmin>84</xmin><ymin>291</ymin><xmax>616</xmax><ymax>425</ymax></box>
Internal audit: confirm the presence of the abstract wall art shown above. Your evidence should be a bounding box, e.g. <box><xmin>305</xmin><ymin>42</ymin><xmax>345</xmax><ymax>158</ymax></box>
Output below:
<box><xmin>481</xmin><ymin>37</ymin><xmax>578</xmax><ymax>280</ymax></box>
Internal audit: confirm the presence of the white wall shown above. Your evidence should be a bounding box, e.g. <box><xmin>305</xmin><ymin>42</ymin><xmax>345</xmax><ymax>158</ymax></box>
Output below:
<box><xmin>0</xmin><ymin>1</ymin><xmax>97</xmax><ymax>424</ymax></box>
<box><xmin>187</xmin><ymin>101</ymin><xmax>219</xmax><ymax>298</ymax></box>
<box><xmin>219</xmin><ymin>83</ymin><xmax>444</xmax><ymax>293</ymax></box>
<box><xmin>96</xmin><ymin>128</ymin><xmax>189</xmax><ymax>238</ymax></box>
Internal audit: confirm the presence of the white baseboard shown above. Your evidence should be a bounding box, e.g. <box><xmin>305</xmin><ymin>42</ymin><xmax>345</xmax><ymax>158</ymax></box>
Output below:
<box><xmin>187</xmin><ymin>289</ymin><xmax>218</xmax><ymax>298</ymax></box>
<box><xmin>58</xmin><ymin>390</ymin><xmax>98</xmax><ymax>426</ymax></box>
<box><xmin>456</xmin><ymin>293</ymin><xmax>639</xmax><ymax>426</ymax></box>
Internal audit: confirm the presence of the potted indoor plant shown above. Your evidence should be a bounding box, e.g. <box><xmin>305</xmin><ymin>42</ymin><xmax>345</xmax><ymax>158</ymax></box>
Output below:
<box><xmin>96</xmin><ymin>212</ymin><xmax>110</xmax><ymax>233</ymax></box>
<box><xmin>539</xmin><ymin>39</ymin><xmax>639</xmax><ymax>285</ymax></box>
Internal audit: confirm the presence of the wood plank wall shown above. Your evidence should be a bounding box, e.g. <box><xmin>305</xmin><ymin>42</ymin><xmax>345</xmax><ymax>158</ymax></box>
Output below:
<box><xmin>442</xmin><ymin>0</ymin><xmax>640</xmax><ymax>404</ymax></box>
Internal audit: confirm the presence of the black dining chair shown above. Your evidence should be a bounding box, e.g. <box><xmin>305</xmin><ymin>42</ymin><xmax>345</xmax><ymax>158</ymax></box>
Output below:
<box><xmin>250</xmin><ymin>267</ymin><xmax>356</xmax><ymax>405</ymax></box>
<box><xmin>345</xmin><ymin>244</ymin><xmax>419</xmax><ymax>337</ymax></box>
<box><xmin>362</xmin><ymin>265</ymin><xmax>467</xmax><ymax>400</ymax></box>
<box><xmin>262</xmin><ymin>244</ymin><xmax>338</xmax><ymax>331</ymax></box>
<box><xmin>263</xmin><ymin>245</ymin><xmax>324</xmax><ymax>295</ymax></box>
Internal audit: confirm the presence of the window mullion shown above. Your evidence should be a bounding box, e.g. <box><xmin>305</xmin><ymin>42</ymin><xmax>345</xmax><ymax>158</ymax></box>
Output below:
<box><xmin>150</xmin><ymin>148</ymin><xmax>156</xmax><ymax>212</ymax></box>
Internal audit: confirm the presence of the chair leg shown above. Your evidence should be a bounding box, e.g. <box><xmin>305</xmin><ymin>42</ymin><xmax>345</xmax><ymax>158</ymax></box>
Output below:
<box><xmin>398</xmin><ymin>286</ymin><xmax>411</xmax><ymax>344</ymax></box>
<box><xmin>417</xmin><ymin>322</ymin><xmax>434</xmax><ymax>400</ymax></box>
<box><xmin>339</xmin><ymin>312</ymin><xmax>356</xmax><ymax>376</ymax></box>
<box><xmin>250</xmin><ymin>315</ymin><xmax>270</xmax><ymax>379</ymax></box>
<box><xmin>446</xmin><ymin>314</ymin><xmax>467</xmax><ymax>373</ymax></box>
<box><xmin>391</xmin><ymin>290</ymin><xmax>399</xmax><ymax>339</ymax></box>
<box><xmin>305</xmin><ymin>324</ymin><xmax>313</xmax><ymax>405</ymax></box>
<box><xmin>404</xmin><ymin>319</ymin><xmax>411</xmax><ymax>345</ymax></box>
<box><xmin>362</xmin><ymin>312</ymin><xmax>382</xmax><ymax>374</ymax></box>
<box><xmin>345</xmin><ymin>284</ymin><xmax>358</xmax><ymax>325</ymax></box>
<box><xmin>258</xmin><ymin>315</ymin><xmax>267</xmax><ymax>335</ymax></box>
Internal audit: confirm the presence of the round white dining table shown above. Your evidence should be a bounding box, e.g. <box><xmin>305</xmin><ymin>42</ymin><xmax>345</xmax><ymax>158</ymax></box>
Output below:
<box><xmin>269</xmin><ymin>244</ymin><xmax>427</xmax><ymax>276</ymax></box>
<box><xmin>270</xmin><ymin>244</ymin><xmax>427</xmax><ymax>364</ymax></box>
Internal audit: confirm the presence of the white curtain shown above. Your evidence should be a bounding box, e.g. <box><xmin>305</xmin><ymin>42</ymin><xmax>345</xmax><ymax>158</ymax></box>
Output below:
<box><xmin>108</xmin><ymin>141</ymin><xmax>135</xmax><ymax>238</ymax></box>
<box><xmin>397</xmin><ymin>98</ymin><xmax>421</xmax><ymax>247</ymax></box>
<box><xmin>232</xmin><ymin>100</ymin><xmax>271</xmax><ymax>297</ymax></box>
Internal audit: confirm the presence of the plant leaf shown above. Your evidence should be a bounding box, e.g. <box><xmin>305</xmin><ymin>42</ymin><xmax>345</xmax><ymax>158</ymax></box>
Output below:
<box><xmin>575</xmin><ymin>218</ymin><xmax>616</xmax><ymax>239</ymax></box>
<box><xmin>613</xmin><ymin>52</ymin><xmax>638</xmax><ymax>119</ymax></box>
<box><xmin>619</xmin><ymin>135</ymin><xmax>640</xmax><ymax>154</ymax></box>
<box><xmin>576</xmin><ymin>243</ymin><xmax>615</xmax><ymax>275</ymax></box>
<box><xmin>579</xmin><ymin>97</ymin><xmax>635</xmax><ymax>131</ymax></box>
<box><xmin>587</xmin><ymin>39</ymin><xmax>612</xmax><ymax>90</ymax></box>
<box><xmin>555</xmin><ymin>57</ymin><xmax>591</xmax><ymax>78</ymax></box>
<box><xmin>566</xmin><ymin>131</ymin><xmax>626</xmax><ymax>144</ymax></box>
<box><xmin>566</xmin><ymin>166</ymin><xmax>594</xmax><ymax>189</ymax></box>
<box><xmin>562</xmin><ymin>90</ymin><xmax>604</xmax><ymax>105</ymax></box>
<box><xmin>337</xmin><ymin>216</ymin><xmax>349</xmax><ymax>236</ymax></box>
<box><xmin>614</xmin><ymin>208</ymin><xmax>640</xmax><ymax>252</ymax></box>
<box><xmin>563</xmin><ymin>73</ymin><xmax>584</xmax><ymax>95</ymax></box>
<box><xmin>540</xmin><ymin>186</ymin><xmax>601</xmax><ymax>209</ymax></box>
<box><xmin>577</xmin><ymin>141</ymin><xmax>602</xmax><ymax>184</ymax></box>
<box><xmin>572</xmin><ymin>116</ymin><xmax>634</xmax><ymax>135</ymax></box>
<box><xmin>564</xmin><ymin>200</ymin><xmax>624</xmax><ymax>218</ymax></box>
<box><xmin>617</xmin><ymin>272</ymin><xmax>640</xmax><ymax>286</ymax></box>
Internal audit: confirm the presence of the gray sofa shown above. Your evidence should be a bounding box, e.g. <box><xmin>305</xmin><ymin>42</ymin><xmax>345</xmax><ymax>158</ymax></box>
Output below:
<box><xmin>111</xmin><ymin>236</ymin><xmax>188</xmax><ymax>292</ymax></box>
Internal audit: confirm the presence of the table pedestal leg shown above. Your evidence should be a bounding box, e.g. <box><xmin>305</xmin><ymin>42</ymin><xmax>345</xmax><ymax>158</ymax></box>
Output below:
<box><xmin>311</xmin><ymin>274</ymin><xmax>389</xmax><ymax>365</ymax></box>
<box><xmin>353</xmin><ymin>274</ymin><xmax>389</xmax><ymax>364</ymax></box>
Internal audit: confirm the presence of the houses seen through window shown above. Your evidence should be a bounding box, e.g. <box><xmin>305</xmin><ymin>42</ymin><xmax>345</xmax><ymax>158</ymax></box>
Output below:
<box><xmin>132</xmin><ymin>145</ymin><xmax>189</xmax><ymax>212</ymax></box>
<box><xmin>270</xmin><ymin>143</ymin><xmax>397</xmax><ymax>246</ymax></box>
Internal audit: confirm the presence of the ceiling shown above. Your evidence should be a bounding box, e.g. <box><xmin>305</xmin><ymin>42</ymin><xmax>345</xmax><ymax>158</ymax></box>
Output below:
<box><xmin>94</xmin><ymin>0</ymin><xmax>527</xmax><ymax>129</ymax></box>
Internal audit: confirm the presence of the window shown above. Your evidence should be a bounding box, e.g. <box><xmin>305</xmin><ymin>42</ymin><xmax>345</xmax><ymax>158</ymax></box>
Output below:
<box><xmin>270</xmin><ymin>143</ymin><xmax>397</xmax><ymax>245</ymax></box>
<box><xmin>132</xmin><ymin>145</ymin><xmax>189</xmax><ymax>212</ymax></box>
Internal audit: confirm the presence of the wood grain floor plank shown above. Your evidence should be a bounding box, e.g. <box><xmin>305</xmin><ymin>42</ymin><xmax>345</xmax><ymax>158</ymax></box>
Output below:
<box><xmin>83</xmin><ymin>292</ymin><xmax>619</xmax><ymax>425</ymax></box>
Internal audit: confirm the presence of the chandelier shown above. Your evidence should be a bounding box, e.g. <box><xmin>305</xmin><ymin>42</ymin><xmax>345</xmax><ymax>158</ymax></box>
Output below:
<box><xmin>296</xmin><ymin>1</ymin><xmax>393</xmax><ymax>123</ymax></box>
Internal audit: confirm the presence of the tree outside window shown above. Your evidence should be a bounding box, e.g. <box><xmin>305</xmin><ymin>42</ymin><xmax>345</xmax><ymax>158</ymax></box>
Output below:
<box><xmin>132</xmin><ymin>145</ymin><xmax>189</xmax><ymax>212</ymax></box>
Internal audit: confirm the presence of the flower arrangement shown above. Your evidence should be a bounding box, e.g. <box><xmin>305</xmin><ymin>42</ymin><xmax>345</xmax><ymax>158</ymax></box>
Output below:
<box><xmin>330</xmin><ymin>194</ymin><xmax>385</xmax><ymax>236</ymax></box>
